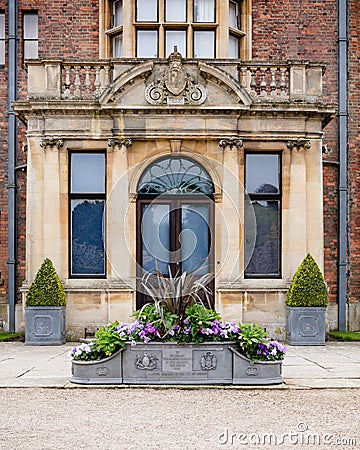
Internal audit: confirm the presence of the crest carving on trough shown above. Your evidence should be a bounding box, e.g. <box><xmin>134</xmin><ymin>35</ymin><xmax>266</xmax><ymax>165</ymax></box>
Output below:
<box><xmin>145</xmin><ymin>46</ymin><xmax>206</xmax><ymax>106</ymax></box>
<box><xmin>200</xmin><ymin>352</ymin><xmax>217</xmax><ymax>371</ymax></box>
<box><xmin>135</xmin><ymin>352</ymin><xmax>158</xmax><ymax>370</ymax></box>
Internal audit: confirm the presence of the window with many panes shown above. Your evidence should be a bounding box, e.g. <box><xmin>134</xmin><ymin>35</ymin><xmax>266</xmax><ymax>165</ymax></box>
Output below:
<box><xmin>23</xmin><ymin>11</ymin><xmax>38</xmax><ymax>60</ymax></box>
<box><xmin>245</xmin><ymin>153</ymin><xmax>281</xmax><ymax>278</ymax></box>
<box><xmin>104</xmin><ymin>0</ymin><xmax>249</xmax><ymax>59</ymax></box>
<box><xmin>70</xmin><ymin>153</ymin><xmax>106</xmax><ymax>277</ymax></box>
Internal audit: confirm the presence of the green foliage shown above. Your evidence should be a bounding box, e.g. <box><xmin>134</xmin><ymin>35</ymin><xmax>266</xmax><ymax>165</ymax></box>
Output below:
<box><xmin>328</xmin><ymin>331</ymin><xmax>360</xmax><ymax>342</ymax></box>
<box><xmin>286</xmin><ymin>253</ymin><xmax>328</xmax><ymax>307</ymax></box>
<box><xmin>94</xmin><ymin>321</ymin><xmax>126</xmax><ymax>356</ymax></box>
<box><xmin>0</xmin><ymin>332</ymin><xmax>20</xmax><ymax>341</ymax></box>
<box><xmin>133</xmin><ymin>304</ymin><xmax>178</xmax><ymax>337</ymax></box>
<box><xmin>180</xmin><ymin>303</ymin><xmax>222</xmax><ymax>343</ymax></box>
<box><xmin>26</xmin><ymin>258</ymin><xmax>67</xmax><ymax>307</ymax></box>
<box><xmin>238</xmin><ymin>324</ymin><xmax>267</xmax><ymax>360</ymax></box>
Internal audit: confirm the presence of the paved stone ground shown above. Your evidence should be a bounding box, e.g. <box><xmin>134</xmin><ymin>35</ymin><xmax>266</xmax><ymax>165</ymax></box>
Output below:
<box><xmin>0</xmin><ymin>388</ymin><xmax>359</xmax><ymax>449</ymax></box>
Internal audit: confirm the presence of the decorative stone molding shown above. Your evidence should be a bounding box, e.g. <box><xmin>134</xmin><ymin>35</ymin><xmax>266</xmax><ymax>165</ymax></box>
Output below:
<box><xmin>286</xmin><ymin>138</ymin><xmax>311</xmax><ymax>150</ymax></box>
<box><xmin>108</xmin><ymin>138</ymin><xmax>133</xmax><ymax>148</ymax></box>
<box><xmin>145</xmin><ymin>47</ymin><xmax>206</xmax><ymax>106</ymax></box>
<box><xmin>39</xmin><ymin>137</ymin><xmax>64</xmax><ymax>148</ymax></box>
<box><xmin>218</xmin><ymin>137</ymin><xmax>243</xmax><ymax>150</ymax></box>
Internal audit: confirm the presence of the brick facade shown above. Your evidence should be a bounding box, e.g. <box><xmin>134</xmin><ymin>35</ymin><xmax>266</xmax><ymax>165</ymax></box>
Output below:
<box><xmin>0</xmin><ymin>0</ymin><xmax>358</xmax><ymax>329</ymax></box>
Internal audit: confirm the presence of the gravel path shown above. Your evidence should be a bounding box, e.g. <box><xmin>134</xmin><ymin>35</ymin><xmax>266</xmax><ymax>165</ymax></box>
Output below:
<box><xmin>0</xmin><ymin>388</ymin><xmax>359</xmax><ymax>449</ymax></box>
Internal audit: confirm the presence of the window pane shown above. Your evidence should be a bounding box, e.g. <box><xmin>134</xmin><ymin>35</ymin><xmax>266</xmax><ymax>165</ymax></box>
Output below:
<box><xmin>112</xmin><ymin>34</ymin><xmax>123</xmax><ymax>57</ymax></box>
<box><xmin>112</xmin><ymin>0</ymin><xmax>123</xmax><ymax>27</ymax></box>
<box><xmin>165</xmin><ymin>30</ymin><xmax>186</xmax><ymax>57</ymax></box>
<box><xmin>142</xmin><ymin>204</ymin><xmax>170</xmax><ymax>274</ymax></box>
<box><xmin>229</xmin><ymin>34</ymin><xmax>239</xmax><ymax>58</ymax></box>
<box><xmin>245</xmin><ymin>154</ymin><xmax>279</xmax><ymax>194</ymax></box>
<box><xmin>71</xmin><ymin>153</ymin><xmax>105</xmax><ymax>194</ymax></box>
<box><xmin>24</xmin><ymin>41</ymin><xmax>38</xmax><ymax>59</ymax></box>
<box><xmin>181</xmin><ymin>204</ymin><xmax>210</xmax><ymax>274</ymax></box>
<box><xmin>229</xmin><ymin>1</ymin><xmax>239</xmax><ymax>29</ymax></box>
<box><xmin>0</xmin><ymin>14</ymin><xmax>5</xmax><ymax>38</ymax></box>
<box><xmin>165</xmin><ymin>0</ymin><xmax>186</xmax><ymax>22</ymax></box>
<box><xmin>136</xmin><ymin>0</ymin><xmax>158</xmax><ymax>21</ymax></box>
<box><xmin>71</xmin><ymin>200</ymin><xmax>105</xmax><ymax>275</ymax></box>
<box><xmin>0</xmin><ymin>41</ymin><xmax>4</xmax><ymax>65</ymax></box>
<box><xmin>137</xmin><ymin>30</ymin><xmax>158</xmax><ymax>57</ymax></box>
<box><xmin>194</xmin><ymin>30</ymin><xmax>215</xmax><ymax>58</ymax></box>
<box><xmin>245</xmin><ymin>200</ymin><xmax>280</xmax><ymax>276</ymax></box>
<box><xmin>24</xmin><ymin>13</ymin><xmax>38</xmax><ymax>39</ymax></box>
<box><xmin>194</xmin><ymin>0</ymin><xmax>215</xmax><ymax>22</ymax></box>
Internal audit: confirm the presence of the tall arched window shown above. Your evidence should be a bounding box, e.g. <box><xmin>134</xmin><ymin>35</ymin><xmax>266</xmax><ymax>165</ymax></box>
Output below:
<box><xmin>136</xmin><ymin>155</ymin><xmax>214</xmax><ymax>308</ymax></box>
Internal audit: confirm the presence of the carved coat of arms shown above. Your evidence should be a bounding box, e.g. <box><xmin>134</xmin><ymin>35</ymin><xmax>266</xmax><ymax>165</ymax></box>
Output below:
<box><xmin>145</xmin><ymin>46</ymin><xmax>206</xmax><ymax>106</ymax></box>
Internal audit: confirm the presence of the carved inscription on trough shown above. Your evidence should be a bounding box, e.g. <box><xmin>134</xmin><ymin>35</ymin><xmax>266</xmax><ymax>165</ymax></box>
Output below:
<box><xmin>162</xmin><ymin>349</ymin><xmax>192</xmax><ymax>372</ymax></box>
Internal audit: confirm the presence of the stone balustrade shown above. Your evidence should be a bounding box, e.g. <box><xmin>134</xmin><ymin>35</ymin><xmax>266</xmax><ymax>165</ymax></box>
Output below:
<box><xmin>26</xmin><ymin>58</ymin><xmax>324</xmax><ymax>103</ymax></box>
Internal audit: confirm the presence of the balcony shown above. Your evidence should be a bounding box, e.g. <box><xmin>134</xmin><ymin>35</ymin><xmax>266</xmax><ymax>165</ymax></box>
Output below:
<box><xmin>25</xmin><ymin>58</ymin><xmax>326</xmax><ymax>105</ymax></box>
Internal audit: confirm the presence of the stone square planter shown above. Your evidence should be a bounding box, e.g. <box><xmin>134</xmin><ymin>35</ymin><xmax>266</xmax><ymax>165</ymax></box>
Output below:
<box><xmin>285</xmin><ymin>305</ymin><xmax>326</xmax><ymax>345</ymax></box>
<box><xmin>230</xmin><ymin>347</ymin><xmax>283</xmax><ymax>385</ymax></box>
<box><xmin>25</xmin><ymin>306</ymin><xmax>66</xmax><ymax>345</ymax></box>
<box><xmin>71</xmin><ymin>349</ymin><xmax>124</xmax><ymax>384</ymax></box>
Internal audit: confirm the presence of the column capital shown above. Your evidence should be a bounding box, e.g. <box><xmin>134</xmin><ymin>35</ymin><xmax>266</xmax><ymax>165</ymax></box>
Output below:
<box><xmin>287</xmin><ymin>138</ymin><xmax>311</xmax><ymax>150</ymax></box>
<box><xmin>219</xmin><ymin>137</ymin><xmax>243</xmax><ymax>150</ymax></box>
<box><xmin>108</xmin><ymin>138</ymin><xmax>133</xmax><ymax>148</ymax></box>
<box><xmin>40</xmin><ymin>137</ymin><xmax>64</xmax><ymax>149</ymax></box>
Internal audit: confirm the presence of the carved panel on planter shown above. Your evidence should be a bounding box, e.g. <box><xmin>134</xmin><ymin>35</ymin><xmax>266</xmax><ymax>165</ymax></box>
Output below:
<box><xmin>135</xmin><ymin>352</ymin><xmax>158</xmax><ymax>370</ymax></box>
<box><xmin>200</xmin><ymin>352</ymin><xmax>217</xmax><ymax>371</ymax></box>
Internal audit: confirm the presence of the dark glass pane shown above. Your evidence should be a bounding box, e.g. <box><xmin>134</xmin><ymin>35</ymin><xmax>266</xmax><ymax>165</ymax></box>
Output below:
<box><xmin>181</xmin><ymin>204</ymin><xmax>209</xmax><ymax>274</ymax></box>
<box><xmin>142</xmin><ymin>204</ymin><xmax>170</xmax><ymax>274</ymax></box>
<box><xmin>71</xmin><ymin>153</ymin><xmax>105</xmax><ymax>194</ymax></box>
<box><xmin>245</xmin><ymin>200</ymin><xmax>279</xmax><ymax>276</ymax></box>
<box><xmin>245</xmin><ymin>154</ymin><xmax>279</xmax><ymax>194</ymax></box>
<box><xmin>71</xmin><ymin>200</ymin><xmax>105</xmax><ymax>275</ymax></box>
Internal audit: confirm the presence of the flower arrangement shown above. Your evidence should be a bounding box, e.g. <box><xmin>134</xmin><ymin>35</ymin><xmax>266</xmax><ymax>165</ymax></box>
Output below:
<box><xmin>70</xmin><ymin>303</ymin><xmax>286</xmax><ymax>363</ymax></box>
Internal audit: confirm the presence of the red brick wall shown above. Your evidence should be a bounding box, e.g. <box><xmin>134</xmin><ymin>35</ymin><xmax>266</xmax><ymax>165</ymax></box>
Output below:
<box><xmin>252</xmin><ymin>0</ymin><xmax>339</xmax><ymax>300</ymax></box>
<box><xmin>348</xmin><ymin>0</ymin><xmax>360</xmax><ymax>303</ymax></box>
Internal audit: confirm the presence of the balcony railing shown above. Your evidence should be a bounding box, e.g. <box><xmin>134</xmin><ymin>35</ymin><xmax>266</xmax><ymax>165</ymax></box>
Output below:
<box><xmin>26</xmin><ymin>58</ymin><xmax>324</xmax><ymax>104</ymax></box>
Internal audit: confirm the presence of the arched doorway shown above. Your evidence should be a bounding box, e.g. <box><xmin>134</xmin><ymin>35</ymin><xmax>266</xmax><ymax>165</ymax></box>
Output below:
<box><xmin>136</xmin><ymin>155</ymin><xmax>215</xmax><ymax>309</ymax></box>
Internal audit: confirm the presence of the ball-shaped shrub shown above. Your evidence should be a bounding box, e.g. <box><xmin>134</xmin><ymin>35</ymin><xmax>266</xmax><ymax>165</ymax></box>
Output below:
<box><xmin>26</xmin><ymin>258</ymin><xmax>66</xmax><ymax>307</ymax></box>
<box><xmin>286</xmin><ymin>253</ymin><xmax>328</xmax><ymax>307</ymax></box>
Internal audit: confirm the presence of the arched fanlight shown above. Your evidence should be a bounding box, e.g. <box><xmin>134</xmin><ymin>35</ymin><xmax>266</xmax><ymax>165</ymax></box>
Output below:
<box><xmin>137</xmin><ymin>156</ymin><xmax>214</xmax><ymax>195</ymax></box>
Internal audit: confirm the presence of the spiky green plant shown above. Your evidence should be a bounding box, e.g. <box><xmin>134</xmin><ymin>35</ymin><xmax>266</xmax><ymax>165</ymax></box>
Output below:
<box><xmin>140</xmin><ymin>268</ymin><xmax>213</xmax><ymax>334</ymax></box>
<box><xmin>26</xmin><ymin>258</ymin><xmax>66</xmax><ymax>307</ymax></box>
<box><xmin>286</xmin><ymin>253</ymin><xmax>328</xmax><ymax>307</ymax></box>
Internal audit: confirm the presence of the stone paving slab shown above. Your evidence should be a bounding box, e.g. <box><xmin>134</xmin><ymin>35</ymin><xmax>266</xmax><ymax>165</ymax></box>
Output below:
<box><xmin>0</xmin><ymin>341</ymin><xmax>359</xmax><ymax>389</ymax></box>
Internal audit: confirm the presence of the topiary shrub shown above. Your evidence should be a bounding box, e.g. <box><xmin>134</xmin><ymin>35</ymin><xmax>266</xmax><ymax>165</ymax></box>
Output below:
<box><xmin>286</xmin><ymin>253</ymin><xmax>328</xmax><ymax>307</ymax></box>
<box><xmin>26</xmin><ymin>258</ymin><xmax>66</xmax><ymax>307</ymax></box>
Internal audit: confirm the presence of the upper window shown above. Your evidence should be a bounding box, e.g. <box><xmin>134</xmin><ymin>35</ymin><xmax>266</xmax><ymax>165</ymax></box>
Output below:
<box><xmin>104</xmin><ymin>0</ymin><xmax>249</xmax><ymax>59</ymax></box>
<box><xmin>70</xmin><ymin>153</ymin><xmax>106</xmax><ymax>277</ymax></box>
<box><xmin>23</xmin><ymin>12</ymin><xmax>38</xmax><ymax>60</ymax></box>
<box><xmin>0</xmin><ymin>13</ymin><xmax>5</xmax><ymax>65</ymax></box>
<box><xmin>244</xmin><ymin>153</ymin><xmax>281</xmax><ymax>278</ymax></box>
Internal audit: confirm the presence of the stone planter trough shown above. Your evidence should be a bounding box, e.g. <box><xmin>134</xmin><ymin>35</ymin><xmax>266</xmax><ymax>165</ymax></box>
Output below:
<box><xmin>70</xmin><ymin>342</ymin><xmax>283</xmax><ymax>385</ymax></box>
<box><xmin>285</xmin><ymin>305</ymin><xmax>326</xmax><ymax>345</ymax></box>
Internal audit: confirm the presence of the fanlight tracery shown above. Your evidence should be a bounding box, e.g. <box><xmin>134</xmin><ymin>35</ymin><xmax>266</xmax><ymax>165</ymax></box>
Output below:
<box><xmin>137</xmin><ymin>156</ymin><xmax>214</xmax><ymax>195</ymax></box>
